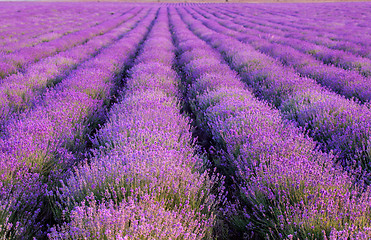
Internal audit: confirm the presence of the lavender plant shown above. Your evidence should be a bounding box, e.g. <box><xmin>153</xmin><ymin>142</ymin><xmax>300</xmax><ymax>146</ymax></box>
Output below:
<box><xmin>49</xmin><ymin>8</ymin><xmax>222</xmax><ymax>239</ymax></box>
<box><xmin>0</xmin><ymin>7</ymin><xmax>147</xmax><ymax>126</ymax></box>
<box><xmin>192</xmin><ymin>7</ymin><xmax>371</xmax><ymax>103</ymax></box>
<box><xmin>0</xmin><ymin>3</ymin><xmax>370</xmax><ymax>239</ymax></box>
<box><xmin>206</xmin><ymin>5</ymin><xmax>371</xmax><ymax>77</ymax></box>
<box><xmin>172</xmin><ymin>6</ymin><xmax>371</xmax><ymax>239</ymax></box>
<box><xmin>0</xmin><ymin>8</ymin><xmax>157</xmax><ymax>239</ymax></box>
<box><xmin>180</xmin><ymin>7</ymin><xmax>371</xmax><ymax>184</ymax></box>
<box><xmin>0</xmin><ymin>6</ymin><xmax>136</xmax><ymax>79</ymax></box>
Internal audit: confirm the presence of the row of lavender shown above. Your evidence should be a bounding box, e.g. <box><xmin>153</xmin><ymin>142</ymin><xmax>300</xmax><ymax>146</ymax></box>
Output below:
<box><xmin>172</xmin><ymin>6</ymin><xmax>371</xmax><ymax>239</ymax></box>
<box><xmin>0</xmin><ymin>7</ymin><xmax>144</xmax><ymax>127</ymax></box>
<box><xmin>47</xmin><ymin>3</ymin><xmax>371</xmax><ymax>239</ymax></box>
<box><xmin>1</xmin><ymin>3</ymin><xmax>370</xmax><ymax>239</ymax></box>
<box><xmin>0</xmin><ymin>6</ymin><xmax>108</xmax><ymax>54</ymax></box>
<box><xmin>48</xmin><ymin>8</ymin><xmax>221</xmax><ymax>239</ymax></box>
<box><xmin>0</xmin><ymin>4</ymin><xmax>140</xmax><ymax>79</ymax></box>
<box><xmin>181</xmin><ymin>6</ymin><xmax>371</xmax><ymax>184</ymax></box>
<box><xmin>192</xmin><ymin>6</ymin><xmax>371</xmax><ymax>103</ymax></box>
<box><xmin>220</xmin><ymin>3</ymin><xmax>371</xmax><ymax>58</ymax></box>
<box><xmin>0</xmin><ymin>4</ymin><xmax>89</xmax><ymax>46</ymax></box>
<box><xmin>203</xmin><ymin>5</ymin><xmax>371</xmax><ymax>79</ymax></box>
<box><xmin>0</xmin><ymin>7</ymin><xmax>156</xmax><ymax>239</ymax></box>
<box><xmin>230</xmin><ymin>6</ymin><xmax>371</xmax><ymax>75</ymax></box>
<box><xmin>0</xmin><ymin>3</ymin><xmax>133</xmax><ymax>50</ymax></box>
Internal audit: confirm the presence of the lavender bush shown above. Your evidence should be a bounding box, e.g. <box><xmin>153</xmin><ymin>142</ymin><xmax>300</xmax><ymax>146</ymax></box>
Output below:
<box><xmin>173</xmin><ymin>6</ymin><xmax>371</xmax><ymax>239</ymax></box>
<box><xmin>0</xmin><ymin>2</ymin><xmax>370</xmax><ymax>239</ymax></box>
<box><xmin>0</xmin><ymin>7</ymin><xmax>156</xmax><ymax>239</ymax></box>
<box><xmin>179</xmin><ymin>7</ymin><xmax>371</xmax><ymax>184</ymax></box>
<box><xmin>49</xmin><ymin>8</ymin><xmax>222</xmax><ymax>239</ymax></box>
<box><xmin>0</xmin><ymin>8</ymin><xmax>148</xmax><ymax>127</ymax></box>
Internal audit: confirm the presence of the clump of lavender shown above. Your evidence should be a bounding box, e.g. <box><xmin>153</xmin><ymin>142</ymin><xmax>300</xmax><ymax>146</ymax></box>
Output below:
<box><xmin>0</xmin><ymin>8</ymin><xmax>157</xmax><ymax>239</ymax></box>
<box><xmin>49</xmin><ymin>8</ymin><xmax>223</xmax><ymax>239</ymax></box>
<box><xmin>0</xmin><ymin>7</ymin><xmax>145</xmax><ymax>124</ymax></box>
<box><xmin>172</xmin><ymin>7</ymin><xmax>371</xmax><ymax>239</ymax></box>
<box><xmin>182</xmin><ymin>8</ymin><xmax>371</xmax><ymax>184</ymax></box>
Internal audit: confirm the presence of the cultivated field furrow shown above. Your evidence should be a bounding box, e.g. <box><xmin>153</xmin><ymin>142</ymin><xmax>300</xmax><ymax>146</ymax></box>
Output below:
<box><xmin>48</xmin><ymin>8</ymin><xmax>221</xmax><ymax>239</ymax></box>
<box><xmin>1</xmin><ymin>3</ymin><xmax>370</xmax><ymax>240</ymax></box>
<box><xmin>216</xmin><ymin>4</ymin><xmax>371</xmax><ymax>50</ymax></box>
<box><xmin>0</xmin><ymin>7</ymin><xmax>147</xmax><ymax>128</ymax></box>
<box><xmin>237</xmin><ymin>15</ymin><xmax>371</xmax><ymax>59</ymax></box>
<box><xmin>210</xmin><ymin>7</ymin><xmax>371</xmax><ymax>76</ymax></box>
<box><xmin>0</xmin><ymin>7</ymin><xmax>138</xmax><ymax>79</ymax></box>
<box><xmin>0</xmin><ymin>6</ymin><xmax>88</xmax><ymax>45</ymax></box>
<box><xmin>178</xmin><ymin>6</ymin><xmax>371</xmax><ymax>183</ymax></box>
<box><xmin>0</xmin><ymin>3</ymin><xmax>116</xmax><ymax>36</ymax></box>
<box><xmin>0</xmin><ymin>8</ymin><xmax>157</xmax><ymax>239</ymax></box>
<box><xmin>171</xmin><ymin>6</ymin><xmax>371</xmax><ymax>240</ymax></box>
<box><xmin>0</xmin><ymin>6</ymin><xmax>118</xmax><ymax>54</ymax></box>
<box><xmin>190</xmin><ymin>7</ymin><xmax>371</xmax><ymax>102</ymax></box>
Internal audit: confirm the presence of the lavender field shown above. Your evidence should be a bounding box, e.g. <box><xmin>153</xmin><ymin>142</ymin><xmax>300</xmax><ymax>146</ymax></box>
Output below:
<box><xmin>0</xmin><ymin>2</ymin><xmax>371</xmax><ymax>239</ymax></box>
